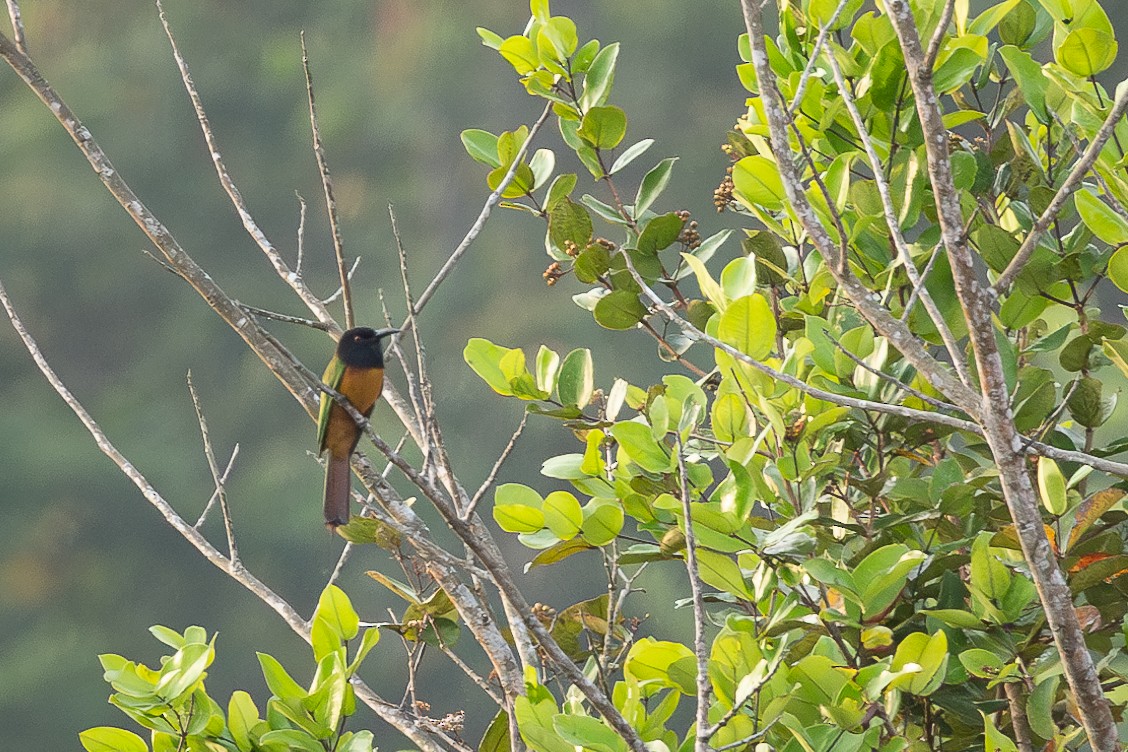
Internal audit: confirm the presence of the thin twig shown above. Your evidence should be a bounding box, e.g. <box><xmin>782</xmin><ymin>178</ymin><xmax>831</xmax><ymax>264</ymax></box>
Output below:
<box><xmin>409</xmin><ymin>101</ymin><xmax>554</xmax><ymax>321</ymax></box>
<box><xmin>676</xmin><ymin>438</ymin><xmax>711</xmax><ymax>752</ymax></box>
<box><xmin>823</xmin><ymin>47</ymin><xmax>973</xmax><ymax>388</ymax></box>
<box><xmin>301</xmin><ymin>32</ymin><xmax>353</xmax><ymax>329</ymax></box>
<box><xmin>786</xmin><ymin>0</ymin><xmax>852</xmax><ymax>115</ymax></box>
<box><xmin>466</xmin><ymin>412</ymin><xmax>529</xmax><ymax>520</ymax></box>
<box><xmin>194</xmin><ymin>444</ymin><xmax>240</xmax><ymax>529</ymax></box>
<box><xmin>322</xmin><ymin>257</ymin><xmax>362</xmax><ymax>304</ymax></box>
<box><xmin>187</xmin><ymin>371</ymin><xmax>239</xmax><ymax>562</ymax></box>
<box><xmin>923</xmin><ymin>0</ymin><xmax>956</xmax><ymax>70</ymax></box>
<box><xmin>828</xmin><ymin>333</ymin><xmax>961</xmax><ymax>413</ymax></box>
<box><xmin>5</xmin><ymin>0</ymin><xmax>26</xmax><ymax>54</ymax></box>
<box><xmin>239</xmin><ymin>302</ymin><xmax>331</xmax><ymax>330</ymax></box>
<box><xmin>295</xmin><ymin>191</ymin><xmax>308</xmax><ymax>273</ymax></box>
<box><xmin>155</xmin><ymin>1</ymin><xmax>335</xmax><ymax>327</ymax></box>
<box><xmin>995</xmin><ymin>84</ymin><xmax>1128</xmax><ymax>294</ymax></box>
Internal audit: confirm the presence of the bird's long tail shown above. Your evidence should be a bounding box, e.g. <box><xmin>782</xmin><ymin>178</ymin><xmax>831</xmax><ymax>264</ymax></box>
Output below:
<box><xmin>323</xmin><ymin>454</ymin><xmax>351</xmax><ymax>529</ymax></box>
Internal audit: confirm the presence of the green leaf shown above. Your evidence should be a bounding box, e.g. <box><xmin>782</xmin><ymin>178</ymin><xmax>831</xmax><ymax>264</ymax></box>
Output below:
<box><xmin>856</xmin><ymin>545</ymin><xmax>928</xmax><ymax>619</ymax></box>
<box><xmin>1056</xmin><ymin>28</ymin><xmax>1117</xmax><ymax>77</ymax></box>
<box><xmin>552</xmin><ymin>715</ymin><xmax>627</xmax><ymax>752</ymax></box>
<box><xmin>549</xmin><ymin>198</ymin><xmax>593</xmax><ymax>254</ymax></box>
<box><xmin>493</xmin><ymin>484</ymin><xmax>545</xmax><ymax>534</ymax></box>
<box><xmin>557</xmin><ymin>349</ymin><xmax>594</xmax><ymax>408</ymax></box>
<box><xmin>695</xmin><ymin>549</ymin><xmax>751</xmax><ymax>599</ymax></box>
<box><xmin>499</xmin><ymin>35</ymin><xmax>540</xmax><ymax>74</ymax></box>
<box><xmin>717</xmin><ymin>294</ymin><xmax>776</xmax><ymax>360</ymax></box>
<box><xmin>1037</xmin><ymin>457</ymin><xmax>1068</xmax><ymax>515</ymax></box>
<box><xmin>1027</xmin><ymin>676</ymin><xmax>1059</xmax><ymax>740</ymax></box>
<box><xmin>581</xmin><ymin>501</ymin><xmax>624</xmax><ymax>546</ymax></box>
<box><xmin>573</xmin><ymin>39</ymin><xmax>600</xmax><ymax>72</ymax></box>
<box><xmin>1104</xmin><ymin>338</ymin><xmax>1128</xmax><ymax>379</ymax></box>
<box><xmin>535</xmin><ymin>345</ymin><xmax>561</xmax><ymax>394</ymax></box>
<box><xmin>731</xmin><ymin>155</ymin><xmax>785</xmax><ymax>211</ymax></box>
<box><xmin>581</xmin><ymin>43</ymin><xmax>619</xmax><ymax>109</ymax></box>
<box><xmin>228</xmin><ymin>691</ymin><xmax>259</xmax><ymax>752</ymax></box>
<box><xmin>681</xmin><ymin>252</ymin><xmax>725</xmax><ymax>308</ymax></box>
<box><xmin>544</xmin><ymin>173</ymin><xmax>577</xmax><ymax>211</ymax></box>
<box><xmin>79</xmin><ymin>727</ymin><xmax>149</xmax><ymax>752</ymax></box>
<box><xmin>348</xmin><ymin>627</ymin><xmax>381</xmax><ymax>673</ymax></box>
<box><xmin>634</xmin><ymin>158</ymin><xmax>677</xmax><ymax>218</ymax></box>
<box><xmin>479</xmin><ymin>711</ymin><xmax>511</xmax><ymax>752</ymax></box>
<box><xmin>1076</xmin><ymin>188</ymin><xmax>1128</xmax><ymax>245</ymax></box>
<box><xmin>720</xmin><ymin>257</ymin><xmax>757</xmax><ymax>301</ymax></box>
<box><xmin>543</xmin><ymin>491</ymin><xmax>583</xmax><ymax>539</ymax></box>
<box><xmin>528</xmin><ymin>538</ymin><xmax>596</xmax><ymax>569</ymax></box>
<box><xmin>958</xmin><ymin>648</ymin><xmax>1006</xmax><ymax>678</ymax></box>
<box><xmin>461</xmin><ymin>129</ymin><xmax>501</xmax><ymax>168</ymax></box>
<box><xmin>610</xmin><ymin>421</ymin><xmax>671</xmax><ymax>472</ymax></box>
<box><xmin>537</xmin><ymin>16</ymin><xmax>578</xmax><ymax>63</ymax></box>
<box><xmin>464</xmin><ymin>338</ymin><xmax>519</xmax><ymax>396</ymax></box>
<box><xmin>998</xmin><ymin>46</ymin><xmax>1049</xmax><ymax>123</ymax></box>
<box><xmin>577</xmin><ymin>106</ymin><xmax>627</xmax><ymax>149</ymax></box>
<box><xmin>609</xmin><ymin>138</ymin><xmax>655</xmax><ymax>174</ymax></box>
<box><xmin>983</xmin><ymin>712</ymin><xmax>1020</xmax><ymax>752</ymax></box>
<box><xmin>311</xmin><ymin>585</ymin><xmax>360</xmax><ymax>661</ymax></box>
<box><xmin>257</xmin><ymin>652</ymin><xmax>306</xmax><ymax>701</ymax></box>
<box><xmin>477</xmin><ymin>27</ymin><xmax>505</xmax><ymax>50</ymax></box>
<box><xmin>594</xmin><ymin>290</ymin><xmax>647</xmax><ymax>330</ymax></box>
<box><xmin>637</xmin><ymin>212</ymin><xmax>685</xmax><ymax>254</ymax></box>
<box><xmin>712</xmin><ymin>393</ymin><xmax>752</xmax><ymax>443</ymax></box>
<box><xmin>889</xmin><ymin>630</ymin><xmax>949</xmax><ymax>695</ymax></box>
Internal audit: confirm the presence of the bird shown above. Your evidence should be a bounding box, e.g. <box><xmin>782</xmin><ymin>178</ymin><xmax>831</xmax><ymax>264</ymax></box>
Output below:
<box><xmin>317</xmin><ymin>326</ymin><xmax>399</xmax><ymax>529</ymax></box>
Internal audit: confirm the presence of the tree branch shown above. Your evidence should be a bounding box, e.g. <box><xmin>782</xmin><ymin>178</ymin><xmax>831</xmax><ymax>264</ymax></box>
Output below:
<box><xmin>883</xmin><ymin>3</ymin><xmax>1118</xmax><ymax>748</ymax></box>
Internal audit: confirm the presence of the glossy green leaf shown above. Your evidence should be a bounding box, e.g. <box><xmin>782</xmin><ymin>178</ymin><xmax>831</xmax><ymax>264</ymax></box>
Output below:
<box><xmin>537</xmin><ymin>17</ymin><xmax>578</xmax><ymax>63</ymax></box>
<box><xmin>228</xmin><ymin>691</ymin><xmax>259</xmax><ymax>752</ymax></box>
<box><xmin>634</xmin><ymin>158</ymin><xmax>677</xmax><ymax>218</ymax></box>
<box><xmin>731</xmin><ymin>155</ymin><xmax>785</xmax><ymax>210</ymax></box>
<box><xmin>552</xmin><ymin>715</ymin><xmax>627</xmax><ymax>752</ymax></box>
<box><xmin>581</xmin><ymin>42</ymin><xmax>619</xmax><ymax>109</ymax></box>
<box><xmin>257</xmin><ymin>652</ymin><xmax>306</xmax><ymax>701</ymax></box>
<box><xmin>79</xmin><ymin>727</ymin><xmax>148</xmax><ymax>752</ymax></box>
<box><xmin>717</xmin><ymin>294</ymin><xmax>775</xmax><ymax>360</ymax></box>
<box><xmin>581</xmin><ymin>501</ymin><xmax>624</xmax><ymax>546</ymax></box>
<box><xmin>1037</xmin><ymin>457</ymin><xmax>1068</xmax><ymax>515</ymax></box>
<box><xmin>1056</xmin><ymin>28</ymin><xmax>1117</xmax><ymax>77</ymax></box>
<box><xmin>549</xmin><ymin>198</ymin><xmax>593</xmax><ymax>254</ymax></box>
<box><xmin>461</xmin><ymin>129</ymin><xmax>501</xmax><ymax>168</ymax></box>
<box><xmin>1077</xmin><ymin>188</ymin><xmax>1128</xmax><ymax>245</ymax></box>
<box><xmin>464</xmin><ymin>338</ymin><xmax>519</xmax><ymax>396</ymax></box>
<box><xmin>609</xmin><ymin>138</ymin><xmax>655</xmax><ymax>174</ymax></box>
<box><xmin>998</xmin><ymin>45</ymin><xmax>1049</xmax><ymax>122</ymax></box>
<box><xmin>543</xmin><ymin>491</ymin><xmax>583</xmax><ymax>539</ymax></box>
<box><xmin>593</xmin><ymin>290</ymin><xmax>647</xmax><ymax>329</ymax></box>
<box><xmin>611</xmin><ymin>421</ymin><xmax>671</xmax><ymax>472</ymax></box>
<box><xmin>535</xmin><ymin>345</ymin><xmax>560</xmax><ymax>394</ymax></box>
<box><xmin>577</xmin><ymin>105</ymin><xmax>627</xmax><ymax>149</ymax></box>
<box><xmin>889</xmin><ymin>630</ymin><xmax>949</xmax><ymax>695</ymax></box>
<box><xmin>557</xmin><ymin>348</ymin><xmax>594</xmax><ymax>407</ymax></box>
<box><xmin>499</xmin><ymin>35</ymin><xmax>539</xmax><ymax>74</ymax></box>
<box><xmin>958</xmin><ymin>648</ymin><xmax>1006</xmax><ymax>678</ymax></box>
<box><xmin>695</xmin><ymin>549</ymin><xmax>752</xmax><ymax>599</ymax></box>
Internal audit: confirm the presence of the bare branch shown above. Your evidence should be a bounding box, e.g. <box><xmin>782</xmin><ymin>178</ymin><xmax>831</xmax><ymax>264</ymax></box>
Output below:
<box><xmin>884</xmin><ymin>2</ymin><xmax>1119</xmax><ymax>747</ymax></box>
<box><xmin>5</xmin><ymin>0</ymin><xmax>25</xmax><ymax>54</ymax></box>
<box><xmin>467</xmin><ymin>412</ymin><xmax>529</xmax><ymax>520</ymax></box>
<box><xmin>154</xmin><ymin>2</ymin><xmax>336</xmax><ymax>327</ymax></box>
<box><xmin>995</xmin><ymin>85</ymin><xmax>1128</xmax><ymax>294</ymax></box>
<box><xmin>923</xmin><ymin>0</ymin><xmax>956</xmax><ymax>70</ymax></box>
<box><xmin>321</xmin><ymin>256</ymin><xmax>362</xmax><ymax>304</ymax></box>
<box><xmin>822</xmin><ymin>47</ymin><xmax>973</xmax><ymax>388</ymax></box>
<box><xmin>676</xmin><ymin>439</ymin><xmax>711</xmax><ymax>752</ymax></box>
<box><xmin>295</xmin><ymin>191</ymin><xmax>308</xmax><ymax>273</ymax></box>
<box><xmin>194</xmin><ymin>444</ymin><xmax>239</xmax><ymax>529</ymax></box>
<box><xmin>409</xmin><ymin>101</ymin><xmax>554</xmax><ymax>320</ymax></box>
<box><xmin>301</xmin><ymin>32</ymin><xmax>354</xmax><ymax>329</ymax></box>
<box><xmin>239</xmin><ymin>302</ymin><xmax>331</xmax><ymax>331</ymax></box>
<box><xmin>187</xmin><ymin>371</ymin><xmax>239</xmax><ymax>562</ymax></box>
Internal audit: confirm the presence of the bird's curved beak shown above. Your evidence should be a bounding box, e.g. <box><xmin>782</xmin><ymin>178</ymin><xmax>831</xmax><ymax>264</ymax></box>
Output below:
<box><xmin>374</xmin><ymin>327</ymin><xmax>401</xmax><ymax>340</ymax></box>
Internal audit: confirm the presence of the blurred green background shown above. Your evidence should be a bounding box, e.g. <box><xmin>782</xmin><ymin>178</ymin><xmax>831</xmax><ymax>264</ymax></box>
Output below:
<box><xmin>0</xmin><ymin>0</ymin><xmax>744</xmax><ymax>746</ymax></box>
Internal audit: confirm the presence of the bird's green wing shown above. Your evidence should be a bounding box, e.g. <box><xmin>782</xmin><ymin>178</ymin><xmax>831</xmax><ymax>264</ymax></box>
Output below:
<box><xmin>317</xmin><ymin>355</ymin><xmax>347</xmax><ymax>452</ymax></box>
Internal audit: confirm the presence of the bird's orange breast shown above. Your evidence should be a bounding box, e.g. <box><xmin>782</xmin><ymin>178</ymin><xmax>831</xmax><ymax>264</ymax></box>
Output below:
<box><xmin>323</xmin><ymin>366</ymin><xmax>384</xmax><ymax>458</ymax></box>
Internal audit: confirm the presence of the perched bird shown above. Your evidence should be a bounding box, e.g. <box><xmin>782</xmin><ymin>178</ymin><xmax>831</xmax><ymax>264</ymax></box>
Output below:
<box><xmin>317</xmin><ymin>326</ymin><xmax>398</xmax><ymax>529</ymax></box>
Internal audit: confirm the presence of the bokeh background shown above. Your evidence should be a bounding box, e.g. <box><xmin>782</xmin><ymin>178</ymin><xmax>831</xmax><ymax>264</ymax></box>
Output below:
<box><xmin>0</xmin><ymin>1</ymin><xmax>745</xmax><ymax>747</ymax></box>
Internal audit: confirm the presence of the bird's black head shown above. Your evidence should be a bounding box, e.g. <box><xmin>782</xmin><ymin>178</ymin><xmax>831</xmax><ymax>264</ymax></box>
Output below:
<box><xmin>336</xmin><ymin>326</ymin><xmax>399</xmax><ymax>368</ymax></box>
